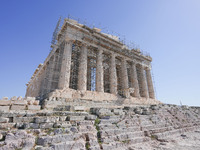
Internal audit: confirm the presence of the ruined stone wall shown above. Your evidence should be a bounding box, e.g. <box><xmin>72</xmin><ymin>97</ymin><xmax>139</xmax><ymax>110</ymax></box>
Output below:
<box><xmin>0</xmin><ymin>104</ymin><xmax>199</xmax><ymax>150</ymax></box>
<box><xmin>0</xmin><ymin>97</ymin><xmax>41</xmax><ymax>111</ymax></box>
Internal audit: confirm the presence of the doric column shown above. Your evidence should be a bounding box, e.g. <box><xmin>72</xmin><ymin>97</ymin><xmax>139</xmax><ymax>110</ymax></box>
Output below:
<box><xmin>130</xmin><ymin>62</ymin><xmax>140</xmax><ymax>97</ymax></box>
<box><xmin>77</xmin><ymin>44</ymin><xmax>88</xmax><ymax>91</ymax></box>
<box><xmin>139</xmin><ymin>65</ymin><xmax>149</xmax><ymax>98</ymax></box>
<box><xmin>121</xmin><ymin>58</ymin><xmax>129</xmax><ymax>97</ymax></box>
<box><xmin>96</xmin><ymin>49</ymin><xmax>104</xmax><ymax>92</ymax></box>
<box><xmin>46</xmin><ymin>55</ymin><xmax>55</xmax><ymax>93</ymax></box>
<box><xmin>146</xmin><ymin>68</ymin><xmax>155</xmax><ymax>99</ymax></box>
<box><xmin>58</xmin><ymin>40</ymin><xmax>73</xmax><ymax>89</ymax></box>
<box><xmin>40</xmin><ymin>66</ymin><xmax>47</xmax><ymax>97</ymax></box>
<box><xmin>110</xmin><ymin>53</ymin><xmax>117</xmax><ymax>95</ymax></box>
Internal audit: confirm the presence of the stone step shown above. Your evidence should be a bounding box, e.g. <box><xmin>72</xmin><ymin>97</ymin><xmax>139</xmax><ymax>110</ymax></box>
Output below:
<box><xmin>35</xmin><ymin>146</ymin><xmax>53</xmax><ymax>150</ymax></box>
<box><xmin>0</xmin><ymin>123</ymin><xmax>16</xmax><ymax>129</ymax></box>
<box><xmin>37</xmin><ymin>133</ymin><xmax>82</xmax><ymax>146</ymax></box>
<box><xmin>50</xmin><ymin>141</ymin><xmax>85</xmax><ymax>150</ymax></box>
<box><xmin>152</xmin><ymin>126</ymin><xmax>198</xmax><ymax>140</ymax></box>
<box><xmin>52</xmin><ymin>111</ymin><xmax>89</xmax><ymax>117</ymax></box>
<box><xmin>142</xmin><ymin>123</ymin><xmax>172</xmax><ymax>130</ymax></box>
<box><xmin>101</xmin><ymin>142</ymin><xmax>127</xmax><ymax>150</ymax></box>
<box><xmin>79</xmin><ymin>125</ymin><xmax>96</xmax><ymax>133</ymax></box>
<box><xmin>101</xmin><ymin>128</ymin><xmax>142</xmax><ymax>137</ymax></box>
<box><xmin>89</xmin><ymin>146</ymin><xmax>101</xmax><ymax>150</ymax></box>
<box><xmin>53</xmin><ymin>121</ymin><xmax>72</xmax><ymax>128</ymax></box>
<box><xmin>101</xmin><ymin>131</ymin><xmax>144</xmax><ymax>141</ymax></box>
<box><xmin>66</xmin><ymin>115</ymin><xmax>86</xmax><ymax>121</ymax></box>
<box><xmin>77</xmin><ymin>120</ymin><xmax>94</xmax><ymax>126</ymax></box>
<box><xmin>99</xmin><ymin>124</ymin><xmax>118</xmax><ymax>130</ymax></box>
<box><xmin>99</xmin><ymin>119</ymin><xmax>121</xmax><ymax>124</ymax></box>
<box><xmin>128</xmin><ymin>137</ymin><xmax>150</xmax><ymax>145</ymax></box>
<box><xmin>35</xmin><ymin>116</ymin><xmax>60</xmax><ymax>123</ymax></box>
<box><xmin>102</xmin><ymin>137</ymin><xmax>149</xmax><ymax>150</ymax></box>
<box><xmin>149</xmin><ymin>126</ymin><xmax>174</xmax><ymax>134</ymax></box>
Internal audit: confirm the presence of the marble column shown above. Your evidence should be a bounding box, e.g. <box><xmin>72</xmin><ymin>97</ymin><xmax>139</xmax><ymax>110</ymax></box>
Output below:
<box><xmin>96</xmin><ymin>49</ymin><xmax>104</xmax><ymax>92</ymax></box>
<box><xmin>110</xmin><ymin>53</ymin><xmax>117</xmax><ymax>95</ymax></box>
<box><xmin>40</xmin><ymin>66</ymin><xmax>48</xmax><ymax>97</ymax></box>
<box><xmin>46</xmin><ymin>55</ymin><xmax>55</xmax><ymax>93</ymax></box>
<box><xmin>130</xmin><ymin>62</ymin><xmax>140</xmax><ymax>97</ymax></box>
<box><xmin>58</xmin><ymin>40</ymin><xmax>73</xmax><ymax>89</ymax></box>
<box><xmin>78</xmin><ymin>44</ymin><xmax>88</xmax><ymax>91</ymax></box>
<box><xmin>146</xmin><ymin>68</ymin><xmax>155</xmax><ymax>99</ymax></box>
<box><xmin>121</xmin><ymin>58</ymin><xmax>129</xmax><ymax>97</ymax></box>
<box><xmin>139</xmin><ymin>65</ymin><xmax>149</xmax><ymax>98</ymax></box>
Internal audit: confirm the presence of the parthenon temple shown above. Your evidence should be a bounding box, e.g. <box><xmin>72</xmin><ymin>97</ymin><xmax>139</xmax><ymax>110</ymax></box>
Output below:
<box><xmin>26</xmin><ymin>18</ymin><xmax>159</xmax><ymax>105</ymax></box>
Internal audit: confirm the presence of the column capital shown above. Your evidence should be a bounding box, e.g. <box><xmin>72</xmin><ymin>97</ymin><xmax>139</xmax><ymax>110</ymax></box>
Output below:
<box><xmin>145</xmin><ymin>67</ymin><xmax>151</xmax><ymax>71</ymax></box>
<box><xmin>122</xmin><ymin>57</ymin><xmax>127</xmax><ymax>61</ymax></box>
<box><xmin>132</xmin><ymin>60</ymin><xmax>138</xmax><ymax>65</ymax></box>
<box><xmin>65</xmin><ymin>39</ymin><xmax>74</xmax><ymax>44</ymax></box>
<box><xmin>111</xmin><ymin>52</ymin><xmax>116</xmax><ymax>58</ymax></box>
<box><xmin>97</xmin><ymin>48</ymin><xmax>103</xmax><ymax>54</ymax></box>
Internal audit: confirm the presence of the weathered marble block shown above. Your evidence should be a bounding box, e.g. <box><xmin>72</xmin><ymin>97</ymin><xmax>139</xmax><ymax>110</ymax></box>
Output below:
<box><xmin>67</xmin><ymin>116</ymin><xmax>85</xmax><ymax>121</ymax></box>
<box><xmin>0</xmin><ymin>106</ymin><xmax>10</xmax><ymax>111</ymax></box>
<box><xmin>0</xmin><ymin>117</ymin><xmax>9</xmax><ymax>123</ymax></box>
<box><xmin>12</xmin><ymin>100</ymin><xmax>27</xmax><ymax>105</ymax></box>
<box><xmin>0</xmin><ymin>100</ymin><xmax>11</xmax><ymax>106</ymax></box>
<box><xmin>11</xmin><ymin>105</ymin><xmax>26</xmax><ymax>110</ymax></box>
<box><xmin>33</xmin><ymin>100</ymin><xmax>40</xmax><ymax>105</ymax></box>
<box><xmin>17</xmin><ymin>96</ymin><xmax>23</xmax><ymax>100</ymax></box>
<box><xmin>28</xmin><ymin>105</ymin><xmax>41</xmax><ymax>110</ymax></box>
<box><xmin>10</xmin><ymin>96</ymin><xmax>17</xmax><ymax>100</ymax></box>
<box><xmin>74</xmin><ymin>106</ymin><xmax>86</xmax><ymax>111</ymax></box>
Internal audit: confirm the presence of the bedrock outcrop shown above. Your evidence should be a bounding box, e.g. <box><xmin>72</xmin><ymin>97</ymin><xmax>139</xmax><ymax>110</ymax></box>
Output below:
<box><xmin>0</xmin><ymin>103</ymin><xmax>199</xmax><ymax>150</ymax></box>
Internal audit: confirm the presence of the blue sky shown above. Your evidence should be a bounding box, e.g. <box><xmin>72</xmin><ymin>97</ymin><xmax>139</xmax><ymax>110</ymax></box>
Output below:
<box><xmin>0</xmin><ymin>0</ymin><xmax>200</xmax><ymax>106</ymax></box>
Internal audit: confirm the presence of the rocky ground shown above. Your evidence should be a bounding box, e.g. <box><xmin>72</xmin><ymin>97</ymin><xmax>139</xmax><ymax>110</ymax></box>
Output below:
<box><xmin>129</xmin><ymin>130</ymin><xmax>200</xmax><ymax>150</ymax></box>
<box><xmin>0</xmin><ymin>104</ymin><xmax>199</xmax><ymax>150</ymax></box>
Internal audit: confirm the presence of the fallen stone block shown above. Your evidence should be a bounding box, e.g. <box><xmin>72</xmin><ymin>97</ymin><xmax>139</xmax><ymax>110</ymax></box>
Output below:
<box><xmin>85</xmin><ymin>115</ymin><xmax>97</xmax><ymax>120</ymax></box>
<box><xmin>10</xmin><ymin>96</ymin><xmax>17</xmax><ymax>100</ymax></box>
<box><xmin>33</xmin><ymin>100</ymin><xmax>40</xmax><ymax>105</ymax></box>
<box><xmin>0</xmin><ymin>117</ymin><xmax>9</xmax><ymax>123</ymax></box>
<box><xmin>0</xmin><ymin>100</ymin><xmax>11</xmax><ymax>106</ymax></box>
<box><xmin>16</xmin><ymin>123</ymin><xmax>39</xmax><ymax>129</ymax></box>
<box><xmin>13</xmin><ymin>117</ymin><xmax>34</xmax><ymax>123</ymax></box>
<box><xmin>59</xmin><ymin>116</ymin><xmax>67</xmax><ymax>121</ymax></box>
<box><xmin>28</xmin><ymin>105</ymin><xmax>41</xmax><ymax>110</ymax></box>
<box><xmin>26</xmin><ymin>97</ymin><xmax>36</xmax><ymax>101</ymax></box>
<box><xmin>35</xmin><ymin>117</ymin><xmax>59</xmax><ymax>123</ymax></box>
<box><xmin>0</xmin><ymin>106</ymin><xmax>10</xmax><ymax>111</ymax></box>
<box><xmin>0</xmin><ymin>133</ymin><xmax>3</xmax><ymax>140</ymax></box>
<box><xmin>53</xmin><ymin>122</ymin><xmax>71</xmax><ymax>128</ymax></box>
<box><xmin>113</xmin><ymin>109</ymin><xmax>124</xmax><ymax>115</ymax></box>
<box><xmin>27</xmin><ymin>100</ymin><xmax>34</xmax><ymax>105</ymax></box>
<box><xmin>53</xmin><ymin>105</ymin><xmax>74</xmax><ymax>111</ymax></box>
<box><xmin>17</xmin><ymin>96</ymin><xmax>23</xmax><ymax>100</ymax></box>
<box><xmin>67</xmin><ymin>116</ymin><xmax>85</xmax><ymax>121</ymax></box>
<box><xmin>11</xmin><ymin>105</ymin><xmax>26</xmax><ymax>110</ymax></box>
<box><xmin>39</xmin><ymin>123</ymin><xmax>54</xmax><ymax>129</ymax></box>
<box><xmin>74</xmin><ymin>106</ymin><xmax>86</xmax><ymax>111</ymax></box>
<box><xmin>0</xmin><ymin>123</ymin><xmax>15</xmax><ymax>129</ymax></box>
<box><xmin>12</xmin><ymin>100</ymin><xmax>27</xmax><ymax>105</ymax></box>
<box><xmin>29</xmin><ymin>123</ymin><xmax>39</xmax><ymax>129</ymax></box>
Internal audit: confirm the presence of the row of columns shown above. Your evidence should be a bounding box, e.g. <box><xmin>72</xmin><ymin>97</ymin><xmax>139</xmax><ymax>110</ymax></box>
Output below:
<box><xmin>58</xmin><ymin>40</ymin><xmax>155</xmax><ymax>99</ymax></box>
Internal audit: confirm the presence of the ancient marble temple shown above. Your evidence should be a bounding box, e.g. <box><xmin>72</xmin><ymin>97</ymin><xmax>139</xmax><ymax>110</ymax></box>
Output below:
<box><xmin>26</xmin><ymin>18</ymin><xmax>158</xmax><ymax>104</ymax></box>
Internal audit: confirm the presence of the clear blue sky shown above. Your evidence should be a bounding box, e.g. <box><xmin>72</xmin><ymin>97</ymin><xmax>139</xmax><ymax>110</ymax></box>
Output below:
<box><xmin>0</xmin><ymin>0</ymin><xmax>200</xmax><ymax>106</ymax></box>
